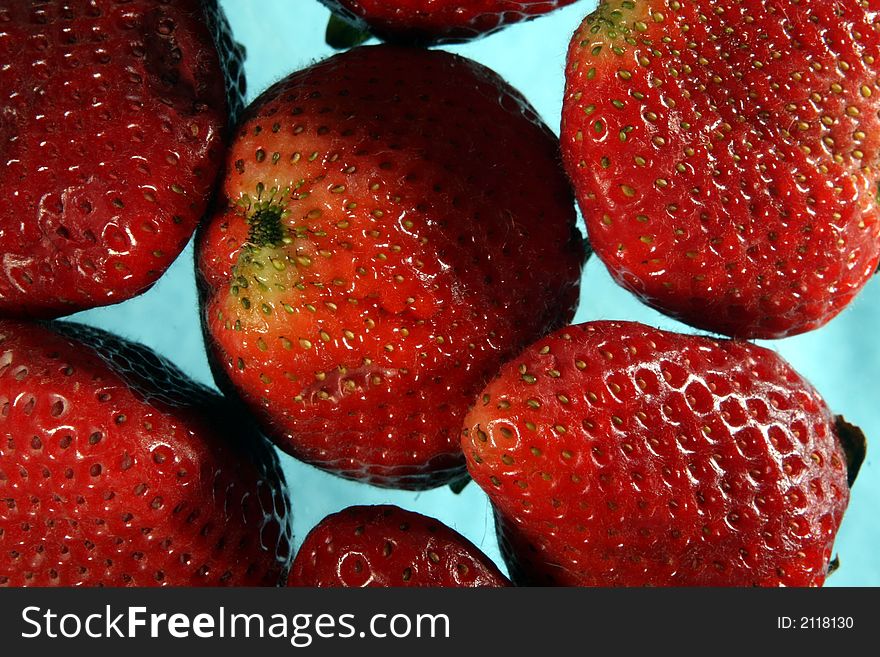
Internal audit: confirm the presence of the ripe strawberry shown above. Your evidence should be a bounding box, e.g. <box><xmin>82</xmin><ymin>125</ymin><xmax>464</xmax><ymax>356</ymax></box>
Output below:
<box><xmin>561</xmin><ymin>0</ymin><xmax>880</xmax><ymax>338</ymax></box>
<box><xmin>320</xmin><ymin>0</ymin><xmax>581</xmax><ymax>46</ymax></box>
<box><xmin>196</xmin><ymin>45</ymin><xmax>584</xmax><ymax>490</ymax></box>
<box><xmin>288</xmin><ymin>505</ymin><xmax>509</xmax><ymax>587</ymax></box>
<box><xmin>463</xmin><ymin>321</ymin><xmax>863</xmax><ymax>586</ymax></box>
<box><xmin>0</xmin><ymin>0</ymin><xmax>244</xmax><ymax>318</ymax></box>
<box><xmin>0</xmin><ymin>320</ymin><xmax>292</xmax><ymax>587</ymax></box>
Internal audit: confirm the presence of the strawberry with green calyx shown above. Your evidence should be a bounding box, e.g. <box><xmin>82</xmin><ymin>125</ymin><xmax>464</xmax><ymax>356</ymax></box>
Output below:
<box><xmin>463</xmin><ymin>320</ymin><xmax>863</xmax><ymax>586</ymax></box>
<box><xmin>0</xmin><ymin>320</ymin><xmax>292</xmax><ymax>586</ymax></box>
<box><xmin>320</xmin><ymin>0</ymin><xmax>582</xmax><ymax>47</ymax></box>
<box><xmin>0</xmin><ymin>0</ymin><xmax>244</xmax><ymax>318</ymax></box>
<box><xmin>561</xmin><ymin>0</ymin><xmax>880</xmax><ymax>338</ymax></box>
<box><xmin>196</xmin><ymin>45</ymin><xmax>584</xmax><ymax>490</ymax></box>
<box><xmin>288</xmin><ymin>505</ymin><xmax>509</xmax><ymax>587</ymax></box>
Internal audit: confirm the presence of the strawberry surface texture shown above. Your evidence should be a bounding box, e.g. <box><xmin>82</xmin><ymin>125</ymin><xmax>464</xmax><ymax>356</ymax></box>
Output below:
<box><xmin>0</xmin><ymin>320</ymin><xmax>292</xmax><ymax>587</ymax></box>
<box><xmin>0</xmin><ymin>0</ymin><xmax>242</xmax><ymax>318</ymax></box>
<box><xmin>288</xmin><ymin>505</ymin><xmax>510</xmax><ymax>587</ymax></box>
<box><xmin>463</xmin><ymin>321</ymin><xmax>852</xmax><ymax>586</ymax></box>
<box><xmin>196</xmin><ymin>44</ymin><xmax>585</xmax><ymax>490</ymax></box>
<box><xmin>561</xmin><ymin>0</ymin><xmax>880</xmax><ymax>338</ymax></box>
<box><xmin>321</xmin><ymin>0</ymin><xmax>581</xmax><ymax>44</ymax></box>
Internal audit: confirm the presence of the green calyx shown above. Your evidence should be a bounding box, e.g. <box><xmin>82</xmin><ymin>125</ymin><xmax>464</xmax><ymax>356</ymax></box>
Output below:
<box><xmin>325</xmin><ymin>13</ymin><xmax>372</xmax><ymax>50</ymax></box>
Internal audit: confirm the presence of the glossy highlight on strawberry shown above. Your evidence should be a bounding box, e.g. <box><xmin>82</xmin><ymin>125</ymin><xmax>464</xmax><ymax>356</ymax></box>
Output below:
<box><xmin>0</xmin><ymin>320</ymin><xmax>292</xmax><ymax>587</ymax></box>
<box><xmin>463</xmin><ymin>321</ymin><xmax>854</xmax><ymax>586</ymax></box>
<box><xmin>0</xmin><ymin>0</ymin><xmax>243</xmax><ymax>318</ymax></box>
<box><xmin>196</xmin><ymin>45</ymin><xmax>584</xmax><ymax>490</ymax></box>
<box><xmin>321</xmin><ymin>0</ymin><xmax>582</xmax><ymax>45</ymax></box>
<box><xmin>561</xmin><ymin>0</ymin><xmax>880</xmax><ymax>338</ymax></box>
<box><xmin>288</xmin><ymin>505</ymin><xmax>509</xmax><ymax>587</ymax></box>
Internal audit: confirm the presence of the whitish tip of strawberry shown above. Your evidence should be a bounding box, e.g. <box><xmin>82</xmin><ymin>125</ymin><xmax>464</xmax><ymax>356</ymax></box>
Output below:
<box><xmin>226</xmin><ymin>245</ymin><xmax>297</xmax><ymax>310</ymax></box>
<box><xmin>583</xmin><ymin>0</ymin><xmax>648</xmax><ymax>37</ymax></box>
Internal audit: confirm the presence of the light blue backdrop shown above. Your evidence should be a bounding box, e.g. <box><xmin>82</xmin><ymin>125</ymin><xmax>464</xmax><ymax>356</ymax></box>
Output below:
<box><xmin>73</xmin><ymin>0</ymin><xmax>879</xmax><ymax>586</ymax></box>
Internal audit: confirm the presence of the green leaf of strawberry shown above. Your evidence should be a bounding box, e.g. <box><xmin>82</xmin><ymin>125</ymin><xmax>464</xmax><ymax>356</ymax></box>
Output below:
<box><xmin>325</xmin><ymin>13</ymin><xmax>373</xmax><ymax>49</ymax></box>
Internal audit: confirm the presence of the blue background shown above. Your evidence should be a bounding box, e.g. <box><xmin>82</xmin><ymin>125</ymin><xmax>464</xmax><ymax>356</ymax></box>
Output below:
<box><xmin>72</xmin><ymin>0</ymin><xmax>879</xmax><ymax>586</ymax></box>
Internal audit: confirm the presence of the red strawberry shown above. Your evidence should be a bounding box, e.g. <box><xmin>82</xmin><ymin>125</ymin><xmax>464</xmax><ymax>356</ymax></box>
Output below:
<box><xmin>321</xmin><ymin>0</ymin><xmax>581</xmax><ymax>46</ymax></box>
<box><xmin>196</xmin><ymin>45</ymin><xmax>584</xmax><ymax>490</ymax></box>
<box><xmin>288</xmin><ymin>505</ymin><xmax>509</xmax><ymax>587</ymax></box>
<box><xmin>0</xmin><ymin>0</ymin><xmax>244</xmax><ymax>318</ymax></box>
<box><xmin>0</xmin><ymin>320</ymin><xmax>292</xmax><ymax>586</ymax></box>
<box><xmin>560</xmin><ymin>0</ymin><xmax>880</xmax><ymax>339</ymax></box>
<box><xmin>462</xmin><ymin>321</ymin><xmax>863</xmax><ymax>586</ymax></box>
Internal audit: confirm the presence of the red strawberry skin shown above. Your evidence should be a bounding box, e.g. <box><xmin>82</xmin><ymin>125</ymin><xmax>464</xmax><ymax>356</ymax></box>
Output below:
<box><xmin>196</xmin><ymin>45</ymin><xmax>584</xmax><ymax>490</ymax></box>
<box><xmin>322</xmin><ymin>0</ymin><xmax>581</xmax><ymax>44</ymax></box>
<box><xmin>561</xmin><ymin>0</ymin><xmax>880</xmax><ymax>339</ymax></box>
<box><xmin>0</xmin><ymin>0</ymin><xmax>241</xmax><ymax>318</ymax></box>
<box><xmin>463</xmin><ymin>321</ymin><xmax>851</xmax><ymax>586</ymax></box>
<box><xmin>0</xmin><ymin>320</ymin><xmax>292</xmax><ymax>587</ymax></box>
<box><xmin>288</xmin><ymin>505</ymin><xmax>509</xmax><ymax>587</ymax></box>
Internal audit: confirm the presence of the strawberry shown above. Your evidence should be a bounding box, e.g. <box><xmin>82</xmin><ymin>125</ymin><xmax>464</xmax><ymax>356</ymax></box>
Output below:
<box><xmin>462</xmin><ymin>321</ymin><xmax>864</xmax><ymax>586</ymax></box>
<box><xmin>320</xmin><ymin>0</ymin><xmax>582</xmax><ymax>46</ymax></box>
<box><xmin>0</xmin><ymin>0</ymin><xmax>244</xmax><ymax>319</ymax></box>
<box><xmin>0</xmin><ymin>319</ymin><xmax>292</xmax><ymax>587</ymax></box>
<box><xmin>560</xmin><ymin>0</ymin><xmax>880</xmax><ymax>339</ymax></box>
<box><xmin>196</xmin><ymin>45</ymin><xmax>584</xmax><ymax>490</ymax></box>
<box><xmin>288</xmin><ymin>505</ymin><xmax>509</xmax><ymax>587</ymax></box>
